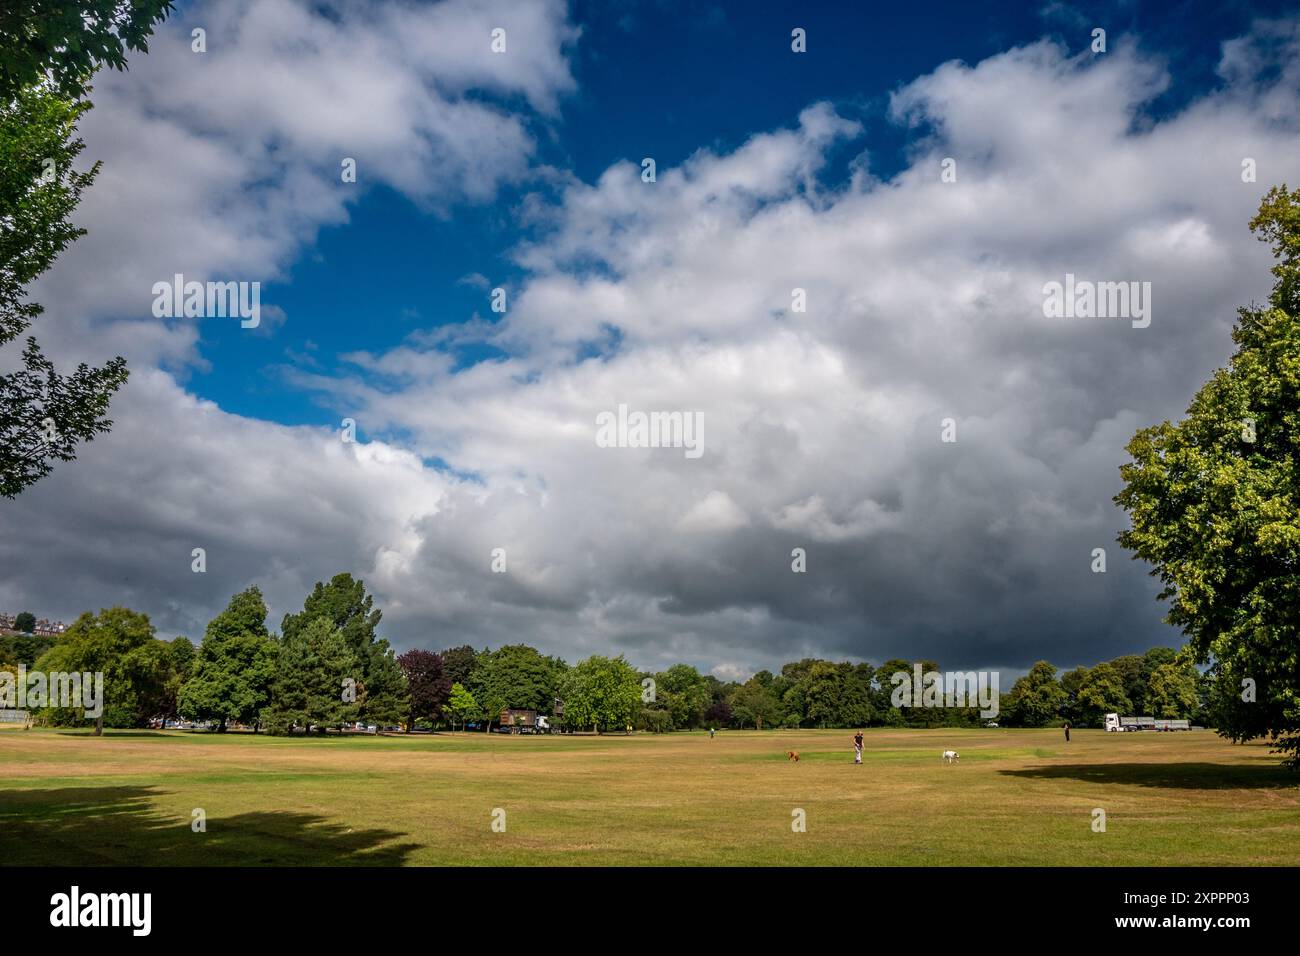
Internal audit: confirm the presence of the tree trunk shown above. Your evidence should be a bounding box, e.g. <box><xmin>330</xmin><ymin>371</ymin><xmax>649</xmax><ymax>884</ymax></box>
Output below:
<box><xmin>94</xmin><ymin>714</ymin><xmax>103</xmax><ymax>737</ymax></box>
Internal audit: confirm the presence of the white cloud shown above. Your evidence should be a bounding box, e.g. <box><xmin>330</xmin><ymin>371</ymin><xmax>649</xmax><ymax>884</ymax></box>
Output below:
<box><xmin>25</xmin><ymin>0</ymin><xmax>576</xmax><ymax>370</ymax></box>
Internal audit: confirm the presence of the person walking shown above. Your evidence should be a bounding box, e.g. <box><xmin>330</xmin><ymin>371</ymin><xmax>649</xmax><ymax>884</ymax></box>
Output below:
<box><xmin>1063</xmin><ymin>721</ymin><xmax>1071</xmax><ymax>743</ymax></box>
<box><xmin>709</xmin><ymin>727</ymin><xmax>715</xmax><ymax>739</ymax></box>
<box><xmin>853</xmin><ymin>731</ymin><xmax>864</xmax><ymax>764</ymax></box>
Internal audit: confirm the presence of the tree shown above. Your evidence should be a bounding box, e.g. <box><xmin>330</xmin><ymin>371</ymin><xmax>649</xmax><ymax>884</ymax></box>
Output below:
<box><xmin>480</xmin><ymin>689</ymin><xmax>508</xmax><ymax>733</ymax></box>
<box><xmin>262</xmin><ymin>617</ymin><xmax>357</xmax><ymax>735</ymax></box>
<box><xmin>0</xmin><ymin>1</ymin><xmax>175</xmax><ymax>102</ymax></box>
<box><xmin>34</xmin><ymin>606</ymin><xmax>168</xmax><ymax>733</ymax></box>
<box><xmin>1059</xmin><ymin>666</ymin><xmax>1089</xmax><ymax>724</ymax></box>
<box><xmin>397</xmin><ymin>649</ymin><xmax>451</xmax><ymax>731</ymax></box>
<box><xmin>281</xmin><ymin>573</ymin><xmax>401</xmax><ymax>725</ymax></box>
<box><xmin>473</xmin><ymin>644</ymin><xmax>564</xmax><ymax>715</ymax></box>
<box><xmin>0</xmin><ymin>4</ymin><xmax>175</xmax><ymax>497</ymax></box>
<box><xmin>282</xmin><ymin>573</ymin><xmax>381</xmax><ymax>664</ymax></box>
<box><xmin>1004</xmin><ymin>661</ymin><xmax>1067</xmax><ymax>727</ymax></box>
<box><xmin>445</xmin><ymin>682</ymin><xmax>479</xmax><ymax>732</ymax></box>
<box><xmin>730</xmin><ymin>676</ymin><xmax>782</xmax><ymax>729</ymax></box>
<box><xmin>1075</xmin><ymin>663</ymin><xmax>1132</xmax><ymax>727</ymax></box>
<box><xmin>1147</xmin><ymin>661</ymin><xmax>1199</xmax><ymax>719</ymax></box>
<box><xmin>159</xmin><ymin>636</ymin><xmax>194</xmax><ymax>721</ymax></box>
<box><xmin>440</xmin><ymin>644</ymin><xmax>479</xmax><ymax>688</ymax></box>
<box><xmin>654</xmin><ymin>663</ymin><xmax>710</xmax><ymax>729</ymax></box>
<box><xmin>13</xmin><ymin>611</ymin><xmax>35</xmax><ymax>633</ymax></box>
<box><xmin>558</xmin><ymin>655</ymin><xmax>641</xmax><ymax>733</ymax></box>
<box><xmin>358</xmin><ymin>642</ymin><xmax>406</xmax><ymax>729</ymax></box>
<box><xmin>803</xmin><ymin>661</ymin><xmax>845</xmax><ymax>728</ymax></box>
<box><xmin>0</xmin><ymin>631</ymin><xmax>54</xmax><ymax>666</ymax></box>
<box><xmin>1203</xmin><ymin>658</ymin><xmax>1258</xmax><ymax>741</ymax></box>
<box><xmin>178</xmin><ymin>588</ymin><xmax>277</xmax><ymax>732</ymax></box>
<box><xmin>1110</xmin><ymin>655</ymin><xmax>1148</xmax><ymax>716</ymax></box>
<box><xmin>0</xmin><ymin>90</ymin><xmax>127</xmax><ymax>498</ymax></box>
<box><xmin>872</xmin><ymin>657</ymin><xmax>913</xmax><ymax>725</ymax></box>
<box><xmin>1116</xmin><ymin>186</ymin><xmax>1300</xmax><ymax>765</ymax></box>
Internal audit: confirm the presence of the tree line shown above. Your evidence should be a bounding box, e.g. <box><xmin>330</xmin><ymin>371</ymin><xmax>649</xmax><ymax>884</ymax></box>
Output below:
<box><xmin>0</xmin><ymin>571</ymin><xmax>1250</xmax><ymax>737</ymax></box>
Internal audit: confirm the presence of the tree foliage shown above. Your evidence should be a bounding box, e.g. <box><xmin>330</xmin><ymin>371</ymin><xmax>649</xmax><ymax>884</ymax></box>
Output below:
<box><xmin>559</xmin><ymin>655</ymin><xmax>641</xmax><ymax>733</ymax></box>
<box><xmin>262</xmin><ymin>616</ymin><xmax>356</xmax><ymax>735</ymax></box>
<box><xmin>1004</xmin><ymin>661</ymin><xmax>1068</xmax><ymax>727</ymax></box>
<box><xmin>34</xmin><ymin>606</ymin><xmax>171</xmax><ymax>732</ymax></box>
<box><xmin>0</xmin><ymin>1</ymin><xmax>174</xmax><ymax>102</ymax></box>
<box><xmin>0</xmin><ymin>87</ymin><xmax>126</xmax><ymax>497</ymax></box>
<box><xmin>1116</xmin><ymin>185</ymin><xmax>1300</xmax><ymax>764</ymax></box>
<box><xmin>397</xmin><ymin>649</ymin><xmax>450</xmax><ymax>730</ymax></box>
<box><xmin>178</xmin><ymin>588</ymin><xmax>277</xmax><ymax>731</ymax></box>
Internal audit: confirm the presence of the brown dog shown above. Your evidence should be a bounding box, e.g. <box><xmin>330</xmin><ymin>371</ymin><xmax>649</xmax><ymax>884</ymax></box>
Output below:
<box><xmin>786</xmin><ymin>750</ymin><xmax>800</xmax><ymax>762</ymax></box>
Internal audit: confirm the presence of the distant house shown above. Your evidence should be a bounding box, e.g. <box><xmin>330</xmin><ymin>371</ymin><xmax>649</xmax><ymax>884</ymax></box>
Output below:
<box><xmin>0</xmin><ymin>613</ymin><xmax>67</xmax><ymax>638</ymax></box>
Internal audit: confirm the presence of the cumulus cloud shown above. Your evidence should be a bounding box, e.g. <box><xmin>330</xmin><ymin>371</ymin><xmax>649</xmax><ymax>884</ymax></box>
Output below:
<box><xmin>5</xmin><ymin>14</ymin><xmax>1300</xmax><ymax>681</ymax></box>
<box><xmin>25</xmin><ymin>0</ymin><xmax>577</xmax><ymax>370</ymax></box>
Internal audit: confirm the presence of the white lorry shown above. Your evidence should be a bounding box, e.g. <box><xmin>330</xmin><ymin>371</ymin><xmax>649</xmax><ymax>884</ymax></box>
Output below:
<box><xmin>1105</xmin><ymin>713</ymin><xmax>1190</xmax><ymax>732</ymax></box>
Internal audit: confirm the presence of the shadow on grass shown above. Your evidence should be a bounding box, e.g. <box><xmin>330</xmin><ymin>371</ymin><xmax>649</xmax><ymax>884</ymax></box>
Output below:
<box><xmin>0</xmin><ymin>786</ymin><xmax>420</xmax><ymax>865</ymax></box>
<box><xmin>1000</xmin><ymin>761</ymin><xmax>1297</xmax><ymax>790</ymax></box>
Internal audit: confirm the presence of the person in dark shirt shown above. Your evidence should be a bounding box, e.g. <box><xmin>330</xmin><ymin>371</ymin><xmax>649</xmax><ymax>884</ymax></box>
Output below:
<box><xmin>853</xmin><ymin>731</ymin><xmax>864</xmax><ymax>764</ymax></box>
<box><xmin>1063</xmin><ymin>721</ymin><xmax>1071</xmax><ymax>742</ymax></box>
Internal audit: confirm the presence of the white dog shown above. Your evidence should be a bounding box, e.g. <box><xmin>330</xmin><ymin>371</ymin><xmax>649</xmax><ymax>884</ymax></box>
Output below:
<box><xmin>942</xmin><ymin>750</ymin><xmax>960</xmax><ymax>764</ymax></box>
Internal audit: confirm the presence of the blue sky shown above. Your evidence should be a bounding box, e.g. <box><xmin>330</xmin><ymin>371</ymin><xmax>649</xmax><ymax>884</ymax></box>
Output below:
<box><xmin>7</xmin><ymin>0</ymin><xmax>1300</xmax><ymax>678</ymax></box>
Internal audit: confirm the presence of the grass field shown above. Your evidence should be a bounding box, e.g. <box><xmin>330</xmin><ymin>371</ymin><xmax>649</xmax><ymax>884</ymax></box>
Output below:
<box><xmin>1</xmin><ymin>726</ymin><xmax>1296</xmax><ymax>866</ymax></box>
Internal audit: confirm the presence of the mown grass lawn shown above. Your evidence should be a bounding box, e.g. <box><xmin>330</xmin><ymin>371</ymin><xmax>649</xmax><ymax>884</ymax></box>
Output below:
<box><xmin>1</xmin><ymin>726</ymin><xmax>1295</xmax><ymax>865</ymax></box>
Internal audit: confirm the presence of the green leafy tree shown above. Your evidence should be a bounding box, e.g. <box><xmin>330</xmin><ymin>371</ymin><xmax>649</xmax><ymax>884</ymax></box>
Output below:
<box><xmin>0</xmin><ymin>631</ymin><xmax>55</xmax><ymax>666</ymax></box>
<box><xmin>445</xmin><ymin>682</ymin><xmax>479</xmax><ymax>732</ymax></box>
<box><xmin>1075</xmin><ymin>663</ymin><xmax>1132</xmax><ymax>727</ymax></box>
<box><xmin>358</xmin><ymin>642</ymin><xmax>406</xmax><ymax>728</ymax></box>
<box><xmin>34</xmin><ymin>606</ymin><xmax>167</xmax><ymax>733</ymax></box>
<box><xmin>0</xmin><ymin>89</ymin><xmax>125</xmax><ymax>498</ymax></box>
<box><xmin>899</xmin><ymin>660</ymin><xmax>943</xmax><ymax>728</ymax></box>
<box><xmin>730</xmin><ymin>676</ymin><xmax>783</xmax><ymax>729</ymax></box>
<box><xmin>559</xmin><ymin>655</ymin><xmax>641</xmax><ymax>733</ymax></box>
<box><xmin>440</xmin><ymin>644</ymin><xmax>479</xmax><ymax>688</ymax></box>
<box><xmin>1202</xmin><ymin>659</ymin><xmax>1258</xmax><ymax>741</ymax></box>
<box><xmin>0</xmin><ymin>1</ymin><xmax>174</xmax><ymax>102</ymax></box>
<box><xmin>282</xmin><ymin>573</ymin><xmax>401</xmax><ymax>725</ymax></box>
<box><xmin>262</xmin><ymin>617</ymin><xmax>357</xmax><ymax>735</ymax></box>
<box><xmin>1110</xmin><ymin>655</ymin><xmax>1148</xmax><ymax>716</ymax></box>
<box><xmin>281</xmin><ymin>573</ymin><xmax>381</xmax><ymax>663</ymax></box>
<box><xmin>1004</xmin><ymin>661</ymin><xmax>1067</xmax><ymax>727</ymax></box>
<box><xmin>159</xmin><ymin>636</ymin><xmax>193</xmax><ymax>721</ymax></box>
<box><xmin>178</xmin><ymin>588</ymin><xmax>277</xmax><ymax>732</ymax></box>
<box><xmin>474</xmin><ymin>644</ymin><xmax>564</xmax><ymax>715</ymax></box>
<box><xmin>13</xmin><ymin>611</ymin><xmax>35</xmax><ymax>632</ymax></box>
<box><xmin>1147</xmin><ymin>661</ymin><xmax>1199</xmax><ymax>719</ymax></box>
<box><xmin>1116</xmin><ymin>186</ymin><xmax>1300</xmax><ymax>764</ymax></box>
<box><xmin>480</xmin><ymin>689</ymin><xmax>508</xmax><ymax>732</ymax></box>
<box><xmin>1059</xmin><ymin>666</ymin><xmax>1089</xmax><ymax>724</ymax></box>
<box><xmin>654</xmin><ymin>663</ymin><xmax>710</xmax><ymax>729</ymax></box>
<box><xmin>872</xmin><ymin>657</ymin><xmax>913</xmax><ymax>725</ymax></box>
<box><xmin>0</xmin><ymin>3</ymin><xmax>176</xmax><ymax>497</ymax></box>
